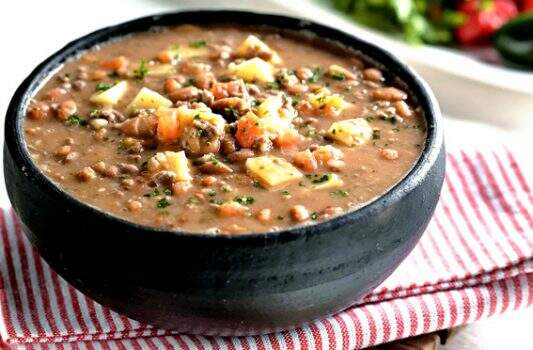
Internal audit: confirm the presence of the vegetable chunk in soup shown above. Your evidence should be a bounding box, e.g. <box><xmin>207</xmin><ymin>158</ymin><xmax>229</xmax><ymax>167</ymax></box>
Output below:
<box><xmin>24</xmin><ymin>25</ymin><xmax>426</xmax><ymax>234</ymax></box>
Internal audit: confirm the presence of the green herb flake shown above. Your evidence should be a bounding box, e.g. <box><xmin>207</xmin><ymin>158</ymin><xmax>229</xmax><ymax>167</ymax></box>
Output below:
<box><xmin>330</xmin><ymin>189</ymin><xmax>349</xmax><ymax>197</ymax></box>
<box><xmin>331</xmin><ymin>71</ymin><xmax>345</xmax><ymax>81</ymax></box>
<box><xmin>144</xmin><ymin>188</ymin><xmax>161</xmax><ymax>197</ymax></box>
<box><xmin>156</xmin><ymin>198</ymin><xmax>171</xmax><ymax>209</ymax></box>
<box><xmin>66</xmin><ymin>114</ymin><xmax>86</xmax><ymax>127</ymax></box>
<box><xmin>133</xmin><ymin>59</ymin><xmax>149</xmax><ymax>80</ymax></box>
<box><xmin>310</xmin><ymin>212</ymin><xmax>319</xmax><ymax>220</ymax></box>
<box><xmin>207</xmin><ymin>189</ymin><xmax>217</xmax><ymax>197</ymax></box>
<box><xmin>189</xmin><ymin>40</ymin><xmax>207</xmax><ymax>48</ymax></box>
<box><xmin>306</xmin><ymin>173</ymin><xmax>332</xmax><ymax>184</ymax></box>
<box><xmin>234</xmin><ymin>195</ymin><xmax>255</xmax><ymax>206</ymax></box>
<box><xmin>308</xmin><ymin>67</ymin><xmax>323</xmax><ymax>83</ymax></box>
<box><xmin>277</xmin><ymin>215</ymin><xmax>284</xmax><ymax>220</ymax></box>
<box><xmin>95</xmin><ymin>82</ymin><xmax>112</xmax><ymax>92</ymax></box>
<box><xmin>224</xmin><ymin>107</ymin><xmax>240</xmax><ymax>120</ymax></box>
<box><xmin>253</xmin><ymin>180</ymin><xmax>262</xmax><ymax>188</ymax></box>
<box><xmin>281</xmin><ymin>190</ymin><xmax>290</xmax><ymax>196</ymax></box>
<box><xmin>372</xmin><ymin>130</ymin><xmax>381</xmax><ymax>140</ymax></box>
<box><xmin>366</xmin><ymin>116</ymin><xmax>375</xmax><ymax>123</ymax></box>
<box><xmin>183</xmin><ymin>78</ymin><xmax>195</xmax><ymax>87</ymax></box>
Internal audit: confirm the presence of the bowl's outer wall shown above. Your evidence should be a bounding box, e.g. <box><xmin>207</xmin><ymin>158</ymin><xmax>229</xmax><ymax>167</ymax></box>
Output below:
<box><xmin>3</xmin><ymin>11</ymin><xmax>445</xmax><ymax>334</ymax></box>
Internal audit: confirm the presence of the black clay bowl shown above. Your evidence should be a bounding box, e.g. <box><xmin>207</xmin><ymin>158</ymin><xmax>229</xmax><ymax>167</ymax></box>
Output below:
<box><xmin>4</xmin><ymin>10</ymin><xmax>445</xmax><ymax>335</ymax></box>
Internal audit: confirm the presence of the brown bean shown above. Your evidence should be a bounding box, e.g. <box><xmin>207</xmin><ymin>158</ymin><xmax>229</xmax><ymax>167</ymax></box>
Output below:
<box><xmin>295</xmin><ymin>67</ymin><xmax>313</xmax><ymax>81</ymax></box>
<box><xmin>381</xmin><ymin>148</ymin><xmax>399</xmax><ymax>160</ymax></box>
<box><xmin>118</xmin><ymin>163</ymin><xmax>139</xmax><ymax>174</ymax></box>
<box><xmin>127</xmin><ymin>200</ymin><xmax>143</xmax><ymax>211</ymax></box>
<box><xmin>168</xmin><ymin>86</ymin><xmax>201</xmax><ymax>102</ymax></box>
<box><xmin>363</xmin><ymin>68</ymin><xmax>383</xmax><ymax>82</ymax></box>
<box><xmin>56</xmin><ymin>100</ymin><xmax>77</xmax><ymax>121</ymax></box>
<box><xmin>27</xmin><ymin>102</ymin><xmax>50</xmax><ymax>120</ymax></box>
<box><xmin>221</xmin><ymin>135</ymin><xmax>237</xmax><ymax>155</ymax></box>
<box><xmin>227</xmin><ymin>148</ymin><xmax>254</xmax><ymax>163</ymax></box>
<box><xmin>394</xmin><ymin>100</ymin><xmax>413</xmax><ymax>118</ymax></box>
<box><xmin>256</xmin><ymin>209</ymin><xmax>272</xmax><ymax>223</ymax></box>
<box><xmin>164</xmin><ymin>78</ymin><xmax>182</xmax><ymax>93</ymax></box>
<box><xmin>201</xmin><ymin>176</ymin><xmax>218</xmax><ymax>187</ymax></box>
<box><xmin>290</xmin><ymin>205</ymin><xmax>310</xmax><ymax>222</ymax></box>
<box><xmin>45</xmin><ymin>87</ymin><xmax>67</xmax><ymax>101</ymax></box>
<box><xmin>217</xmin><ymin>201</ymin><xmax>248</xmax><ymax>217</ymax></box>
<box><xmin>372</xmin><ymin>87</ymin><xmax>407</xmax><ymax>102</ymax></box>
<box><xmin>76</xmin><ymin>167</ymin><xmax>96</xmax><ymax>181</ymax></box>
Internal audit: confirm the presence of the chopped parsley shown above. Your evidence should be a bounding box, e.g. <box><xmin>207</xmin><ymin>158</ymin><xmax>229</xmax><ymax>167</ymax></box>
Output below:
<box><xmin>207</xmin><ymin>189</ymin><xmax>217</xmax><ymax>197</ymax></box>
<box><xmin>366</xmin><ymin>116</ymin><xmax>375</xmax><ymax>123</ymax></box>
<box><xmin>372</xmin><ymin>130</ymin><xmax>381</xmax><ymax>140</ymax></box>
<box><xmin>331</xmin><ymin>71</ymin><xmax>345</xmax><ymax>81</ymax></box>
<box><xmin>310</xmin><ymin>212</ymin><xmax>319</xmax><ymax>220</ymax></box>
<box><xmin>222</xmin><ymin>185</ymin><xmax>232</xmax><ymax>193</ymax></box>
<box><xmin>223</xmin><ymin>107</ymin><xmax>240</xmax><ymax>121</ymax></box>
<box><xmin>306</xmin><ymin>173</ymin><xmax>332</xmax><ymax>184</ymax></box>
<box><xmin>133</xmin><ymin>59</ymin><xmax>149</xmax><ymax>80</ymax></box>
<box><xmin>265</xmin><ymin>80</ymin><xmax>281</xmax><ymax>90</ymax></box>
<box><xmin>253</xmin><ymin>180</ymin><xmax>262</xmax><ymax>188</ymax></box>
<box><xmin>189</xmin><ymin>40</ymin><xmax>207</xmax><ymax>48</ymax></box>
<box><xmin>234</xmin><ymin>196</ymin><xmax>255</xmax><ymax>205</ymax></box>
<box><xmin>95</xmin><ymin>82</ymin><xmax>112</xmax><ymax>92</ymax></box>
<box><xmin>330</xmin><ymin>189</ymin><xmax>349</xmax><ymax>197</ymax></box>
<box><xmin>144</xmin><ymin>187</ymin><xmax>171</xmax><ymax>197</ymax></box>
<box><xmin>66</xmin><ymin>114</ymin><xmax>86</xmax><ymax>127</ymax></box>
<box><xmin>186</xmin><ymin>197</ymin><xmax>200</xmax><ymax>205</ymax></box>
<box><xmin>183</xmin><ymin>78</ymin><xmax>195</xmax><ymax>87</ymax></box>
<box><xmin>281</xmin><ymin>190</ymin><xmax>290</xmax><ymax>196</ymax></box>
<box><xmin>392</xmin><ymin>127</ymin><xmax>401</xmax><ymax>133</ymax></box>
<box><xmin>156</xmin><ymin>198</ymin><xmax>171</xmax><ymax>209</ymax></box>
<box><xmin>277</xmin><ymin>215</ymin><xmax>285</xmax><ymax>220</ymax></box>
<box><xmin>308</xmin><ymin>67</ymin><xmax>323</xmax><ymax>83</ymax></box>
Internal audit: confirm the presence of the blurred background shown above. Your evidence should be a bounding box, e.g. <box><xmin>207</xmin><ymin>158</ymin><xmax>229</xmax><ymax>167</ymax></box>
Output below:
<box><xmin>0</xmin><ymin>0</ymin><xmax>531</xmax><ymax>348</ymax></box>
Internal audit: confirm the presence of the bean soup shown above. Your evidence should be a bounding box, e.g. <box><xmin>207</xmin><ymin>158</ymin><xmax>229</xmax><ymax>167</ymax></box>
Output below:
<box><xmin>24</xmin><ymin>25</ymin><xmax>426</xmax><ymax>234</ymax></box>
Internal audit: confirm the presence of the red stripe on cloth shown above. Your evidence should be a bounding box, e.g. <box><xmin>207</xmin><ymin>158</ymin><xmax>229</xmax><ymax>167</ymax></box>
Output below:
<box><xmin>321</xmin><ymin>319</ymin><xmax>336</xmax><ymax>350</ymax></box>
<box><xmin>333</xmin><ymin>314</ymin><xmax>349</xmax><ymax>350</ymax></box>
<box><xmin>0</xmin><ymin>210</ymin><xmax>30</xmax><ymax>338</ymax></box>
<box><xmin>504</xmin><ymin>149</ymin><xmax>533</xmax><ymax>204</ymax></box>
<box><xmin>475</xmin><ymin>152</ymin><xmax>529</xmax><ymax>237</ymax></box>
<box><xmin>448</xmin><ymin>154</ymin><xmax>524</xmax><ymax>261</ymax></box>
<box><xmin>444</xmin><ymin>174</ymin><xmax>501</xmax><ymax>266</ymax></box>
<box><xmin>7</xmin><ymin>212</ymin><xmax>48</xmax><ymax>336</ymax></box>
<box><xmin>307</xmin><ymin>322</ymin><xmax>323</xmax><ymax>350</ymax></box>
<box><xmin>459</xmin><ymin>152</ymin><xmax>527</xmax><ymax>258</ymax></box>
<box><xmin>492</xmin><ymin>153</ymin><xmax>533</xmax><ymax>228</ymax></box>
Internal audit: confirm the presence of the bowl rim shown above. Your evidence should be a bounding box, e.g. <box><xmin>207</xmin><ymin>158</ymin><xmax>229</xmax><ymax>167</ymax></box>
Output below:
<box><xmin>4</xmin><ymin>10</ymin><xmax>443</xmax><ymax>242</ymax></box>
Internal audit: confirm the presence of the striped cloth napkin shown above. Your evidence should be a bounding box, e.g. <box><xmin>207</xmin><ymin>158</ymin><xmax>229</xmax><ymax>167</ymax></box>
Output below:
<box><xmin>0</xmin><ymin>147</ymin><xmax>532</xmax><ymax>350</ymax></box>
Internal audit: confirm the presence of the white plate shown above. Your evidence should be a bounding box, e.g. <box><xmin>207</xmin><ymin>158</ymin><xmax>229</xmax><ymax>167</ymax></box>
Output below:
<box><xmin>271</xmin><ymin>0</ymin><xmax>533</xmax><ymax>129</ymax></box>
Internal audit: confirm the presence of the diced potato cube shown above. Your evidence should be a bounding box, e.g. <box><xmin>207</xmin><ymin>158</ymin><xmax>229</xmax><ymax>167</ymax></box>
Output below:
<box><xmin>175</xmin><ymin>106</ymin><xmax>226</xmax><ymax>136</ymax></box>
<box><xmin>228</xmin><ymin>58</ymin><xmax>274</xmax><ymax>83</ymax></box>
<box><xmin>150</xmin><ymin>151</ymin><xmax>191</xmax><ymax>181</ymax></box>
<box><xmin>165</xmin><ymin>151</ymin><xmax>191</xmax><ymax>181</ymax></box>
<box><xmin>147</xmin><ymin>64</ymin><xmax>176</xmax><ymax>77</ymax></box>
<box><xmin>89</xmin><ymin>81</ymin><xmax>128</xmax><ymax>106</ymax></box>
<box><xmin>256</xmin><ymin>95</ymin><xmax>283</xmax><ymax>118</ymax></box>
<box><xmin>236</xmin><ymin>35</ymin><xmax>282</xmax><ymax>65</ymax></box>
<box><xmin>171</xmin><ymin>45</ymin><xmax>209</xmax><ymax>59</ymax></box>
<box><xmin>246</xmin><ymin>156</ymin><xmax>302</xmax><ymax>189</ymax></box>
<box><xmin>310</xmin><ymin>173</ymin><xmax>344</xmax><ymax>190</ymax></box>
<box><xmin>328</xmin><ymin>118</ymin><xmax>373</xmax><ymax>146</ymax></box>
<box><xmin>308</xmin><ymin>89</ymin><xmax>351</xmax><ymax>112</ymax></box>
<box><xmin>254</xmin><ymin>96</ymin><xmax>296</xmax><ymax>134</ymax></box>
<box><xmin>127</xmin><ymin>87</ymin><xmax>172</xmax><ymax>113</ymax></box>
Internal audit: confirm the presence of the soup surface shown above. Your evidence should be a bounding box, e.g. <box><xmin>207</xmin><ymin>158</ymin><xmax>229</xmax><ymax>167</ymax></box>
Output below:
<box><xmin>24</xmin><ymin>25</ymin><xmax>426</xmax><ymax>234</ymax></box>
